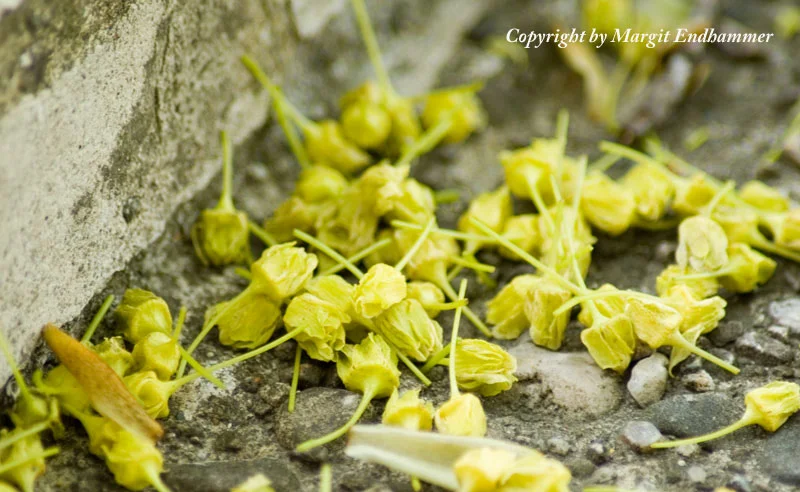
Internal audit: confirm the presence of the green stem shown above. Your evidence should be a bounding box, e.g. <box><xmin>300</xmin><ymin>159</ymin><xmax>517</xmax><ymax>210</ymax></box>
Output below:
<box><xmin>0</xmin><ymin>422</ymin><xmax>49</xmax><ymax>451</ymax></box>
<box><xmin>426</xmin><ymin>300</ymin><xmax>468</xmax><ymax>311</ymax></box>
<box><xmin>172</xmin><ymin>305</ymin><xmax>187</xmax><ymax>341</ymax></box>
<box><xmin>177</xmin><ymin>346</ymin><xmax>225</xmax><ymax>389</ymax></box>
<box><xmin>553</xmin><ymin>289</ymin><xmax>652</xmax><ymax>316</ymax></box>
<box><xmin>751</xmin><ymin>235</ymin><xmax>800</xmax><ymax>264</ymax></box>
<box><xmin>241</xmin><ymin>55</ymin><xmax>316</xmax><ymax>132</ymax></box>
<box><xmin>447</xmin><ymin>254</ymin><xmax>495</xmax><ymax>273</ymax></box>
<box><xmin>468</xmin><ymin>217</ymin><xmax>582</xmax><ymax>295</ymax></box>
<box><xmin>421</xmin><ymin>343</ymin><xmax>451</xmax><ymax>373</ymax></box>
<box><xmin>650</xmin><ymin>415</ymin><xmax>753</xmax><ymax>449</ymax></box>
<box><xmin>294</xmin><ymin>229</ymin><xmax>365</xmax><ymax>279</ymax></box>
<box><xmin>395</xmin><ymin>218</ymin><xmax>435</xmax><ymax>272</ymax></box>
<box><xmin>703</xmin><ymin>180</ymin><xmax>735</xmax><ymax>216</ymax></box>
<box><xmin>433</xmin><ymin>189</ymin><xmax>461</xmax><ymax>204</ymax></box>
<box><xmin>296</xmin><ymin>386</ymin><xmax>377</xmax><ymax>452</ymax></box>
<box><xmin>216</xmin><ymin>131</ymin><xmax>235</xmax><ymax>211</ymax></box>
<box><xmin>448</xmin><ymin>280</ymin><xmax>468</xmax><ymax>397</ymax></box>
<box><xmin>436</xmin><ymin>279</ymin><xmax>491</xmax><ymax>337</ymax></box>
<box><xmin>144</xmin><ymin>464</ymin><xmax>172</xmax><ymax>492</ymax></box>
<box><xmin>675</xmin><ymin>268</ymin><xmax>734</xmax><ymax>281</ymax></box>
<box><xmin>319</xmin><ymin>463</ymin><xmax>332</xmax><ymax>492</ymax></box>
<box><xmin>525</xmin><ymin>169</ymin><xmax>555</xmax><ymax>233</ymax></box>
<box><xmin>273</xmin><ymin>89</ymin><xmax>312</xmax><ymax>169</ymax></box>
<box><xmin>289</xmin><ymin>344</ymin><xmax>302</xmax><ymax>413</ymax></box>
<box><xmin>588</xmin><ymin>153</ymin><xmax>621</xmax><ymax>173</ymax></box>
<box><xmin>390</xmin><ymin>220</ymin><xmax>496</xmax><ymax>243</ymax></box>
<box><xmin>248</xmin><ymin>220</ymin><xmax>277</xmax><ymax>247</ymax></box>
<box><xmin>349</xmin><ymin>0</ymin><xmax>394</xmax><ymax>96</ymax></box>
<box><xmin>81</xmin><ymin>294</ymin><xmax>115</xmax><ymax>344</ymax></box>
<box><xmin>393</xmin><ymin>345</ymin><xmax>431</xmax><ymax>387</ymax></box>
<box><xmin>234</xmin><ymin>267</ymin><xmax>252</xmax><ymax>280</ymax></box>
<box><xmin>667</xmin><ymin>332</ymin><xmax>740</xmax><ymax>375</ymax></box>
<box><xmin>395</xmin><ymin>118</ymin><xmax>454</xmax><ymax>168</ymax></box>
<box><xmin>0</xmin><ymin>446</ymin><xmax>59</xmax><ymax>475</ymax></box>
<box><xmin>0</xmin><ymin>326</ymin><xmax>32</xmax><ymax>402</ymax></box>
<box><xmin>319</xmin><ymin>238</ymin><xmax>392</xmax><ymax>276</ymax></box>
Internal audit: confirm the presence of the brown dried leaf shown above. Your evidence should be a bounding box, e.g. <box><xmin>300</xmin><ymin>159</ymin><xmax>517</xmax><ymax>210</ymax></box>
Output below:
<box><xmin>42</xmin><ymin>323</ymin><xmax>163</xmax><ymax>442</ymax></box>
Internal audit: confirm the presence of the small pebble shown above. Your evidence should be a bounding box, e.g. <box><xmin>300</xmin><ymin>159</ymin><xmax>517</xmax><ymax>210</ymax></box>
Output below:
<box><xmin>547</xmin><ymin>436</ymin><xmax>571</xmax><ymax>456</ymax></box>
<box><xmin>676</xmin><ymin>443</ymin><xmax>701</xmax><ymax>457</ymax></box>
<box><xmin>767</xmin><ymin>325</ymin><xmax>790</xmax><ymax>343</ymax></box>
<box><xmin>735</xmin><ymin>331</ymin><xmax>794</xmax><ymax>366</ymax></box>
<box><xmin>622</xmin><ymin>421</ymin><xmax>663</xmax><ymax>452</ymax></box>
<box><xmin>687</xmin><ymin>465</ymin><xmax>707</xmax><ymax>484</ymax></box>
<box><xmin>683</xmin><ymin>370</ymin><xmax>715</xmax><ymax>392</ymax></box>
<box><xmin>627</xmin><ymin>353</ymin><xmax>668</xmax><ymax>407</ymax></box>
<box><xmin>768</xmin><ymin>298</ymin><xmax>800</xmax><ymax>334</ymax></box>
<box><xmin>586</xmin><ymin>439</ymin><xmax>613</xmax><ymax>464</ymax></box>
<box><xmin>709</xmin><ymin>320</ymin><xmax>745</xmax><ymax>347</ymax></box>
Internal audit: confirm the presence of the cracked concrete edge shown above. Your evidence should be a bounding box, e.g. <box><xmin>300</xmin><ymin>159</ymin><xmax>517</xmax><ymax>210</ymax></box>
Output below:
<box><xmin>0</xmin><ymin>0</ymin><xmax>496</xmax><ymax>385</ymax></box>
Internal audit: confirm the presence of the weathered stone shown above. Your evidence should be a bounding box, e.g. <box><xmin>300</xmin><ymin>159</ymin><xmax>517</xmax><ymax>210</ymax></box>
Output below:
<box><xmin>768</xmin><ymin>298</ymin><xmax>800</xmax><ymax>334</ymax></box>
<box><xmin>164</xmin><ymin>458</ymin><xmax>300</xmax><ymax>492</ymax></box>
<box><xmin>682</xmin><ymin>370</ymin><xmax>715</xmax><ymax>393</ymax></box>
<box><xmin>735</xmin><ymin>331</ymin><xmax>794</xmax><ymax>366</ymax></box>
<box><xmin>627</xmin><ymin>353</ymin><xmax>668</xmax><ymax>407</ymax></box>
<box><xmin>767</xmin><ymin>325</ymin><xmax>791</xmax><ymax>343</ymax></box>
<box><xmin>510</xmin><ymin>341</ymin><xmax>622</xmax><ymax>416</ymax></box>
<box><xmin>621</xmin><ymin>421</ymin><xmax>663</xmax><ymax>452</ymax></box>
<box><xmin>709</xmin><ymin>320</ymin><xmax>746</xmax><ymax>347</ymax></box>
<box><xmin>759</xmin><ymin>418</ymin><xmax>800</xmax><ymax>486</ymax></box>
<box><xmin>547</xmin><ymin>436</ymin><xmax>571</xmax><ymax>456</ymax></box>
<box><xmin>687</xmin><ymin>465</ymin><xmax>707</xmax><ymax>484</ymax></box>
<box><xmin>647</xmin><ymin>393</ymin><xmax>740</xmax><ymax>438</ymax></box>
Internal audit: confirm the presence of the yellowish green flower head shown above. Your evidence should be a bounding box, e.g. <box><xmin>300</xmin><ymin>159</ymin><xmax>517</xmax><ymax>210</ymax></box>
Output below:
<box><xmin>421</xmin><ymin>88</ymin><xmax>486</xmax><ymax>144</ymax></box>
<box><xmin>524</xmin><ymin>279</ymin><xmax>573</xmax><ymax>350</ymax></box>
<box><xmin>374</xmin><ymin>299</ymin><xmax>443</xmax><ymax>362</ymax></box>
<box><xmin>357</xmin><ymin>162</ymin><xmax>408</xmax><ymax>215</ymax></box>
<box><xmin>284</xmin><ymin>293</ymin><xmax>349</xmax><ymax>362</ymax></box>
<box><xmin>304</xmin><ymin>274</ymin><xmax>356</xmax><ymax>319</ymax></box>
<box><xmin>434</xmin><ymin>393</ymin><xmax>487</xmax><ymax>437</ymax></box>
<box><xmin>656</xmin><ymin>265</ymin><xmax>720</xmax><ymax>300</ymax></box>
<box><xmin>381</xmin><ymin>389</ymin><xmax>434</xmax><ymax>431</ymax></box>
<box><xmin>131</xmin><ymin>332</ymin><xmax>180</xmax><ymax>381</ymax></box>
<box><xmin>381</xmin><ymin>94</ymin><xmax>422</xmax><ymax>157</ymax></box>
<box><xmin>192</xmin><ymin>208</ymin><xmax>251</xmax><ymax>266</ymax></box>
<box><xmin>580</xmin><ymin>171</ymin><xmax>637</xmax><ymax>236</ymax></box>
<box><xmin>92</xmin><ymin>336</ymin><xmax>135</xmax><ymax>378</ymax></box>
<box><xmin>719</xmin><ymin>243</ymin><xmax>777</xmax><ymax>293</ymax></box>
<box><xmin>672</xmin><ymin>173</ymin><xmax>717</xmax><ymax>216</ymax></box>
<box><xmin>251</xmin><ymin>242</ymin><xmax>319</xmax><ymax>302</ymax></box>
<box><xmin>305</xmin><ymin>120</ymin><xmax>372</xmax><ymax>174</ymax></box>
<box><xmin>622</xmin><ymin>163</ymin><xmax>675</xmax><ymax>221</ymax></box>
<box><xmin>123</xmin><ymin>371</ymin><xmax>171</xmax><ymax>419</ymax></box>
<box><xmin>115</xmin><ymin>289</ymin><xmax>173</xmax><ymax>344</ymax></box>
<box><xmin>739</xmin><ymin>180</ymin><xmax>790</xmax><ymax>213</ymax></box>
<box><xmin>101</xmin><ymin>429</ymin><xmax>165</xmax><ymax>491</ymax></box>
<box><xmin>662</xmin><ymin>286</ymin><xmax>726</xmax><ymax>372</ymax></box>
<box><xmin>499</xmin><ymin>214</ymin><xmax>542</xmax><ymax>260</ymax></box>
<box><xmin>405</xmin><ymin>281</ymin><xmax>446</xmax><ymax>318</ymax></box>
<box><xmin>264</xmin><ymin>196</ymin><xmax>325</xmax><ymax>243</ymax></box>
<box><xmin>500</xmin><ymin>140</ymin><xmax>562</xmax><ymax>204</ymax></box>
<box><xmin>337</xmin><ymin>333</ymin><xmax>400</xmax><ymax>398</ymax></box>
<box><xmin>577</xmin><ymin>284</ymin><xmax>627</xmax><ymax>327</ymax></box>
<box><xmin>34</xmin><ymin>365</ymin><xmax>90</xmax><ymax>415</ymax></box>
<box><xmin>458</xmin><ymin>186</ymin><xmax>513</xmax><ymax>254</ymax></box>
<box><xmin>384</xmin><ymin>178</ymin><xmax>437</xmax><ymax>226</ymax></box>
<box><xmin>353</xmin><ymin>264</ymin><xmax>407</xmax><ymax>319</ymax></box>
<box><xmin>453</xmin><ymin>447</ymin><xmax>518</xmax><ymax>492</ymax></box>
<box><xmin>580</xmin><ymin>313</ymin><xmax>636</xmax><ymax>373</ymax></box>
<box><xmin>744</xmin><ymin>381</ymin><xmax>800</xmax><ymax>432</ymax></box>
<box><xmin>488</xmin><ymin>275</ymin><xmax>540</xmax><ymax>340</ymax></box>
<box><xmin>209</xmin><ymin>293</ymin><xmax>282</xmax><ymax>349</ymax></box>
<box><xmin>452</xmin><ymin>339</ymin><xmax>517</xmax><ymax>396</ymax></box>
<box><xmin>340</xmin><ymin>83</ymin><xmax>393</xmax><ymax>150</ymax></box>
<box><xmin>676</xmin><ymin>216</ymin><xmax>730</xmax><ymax>273</ymax></box>
<box><xmin>768</xmin><ymin>209</ymin><xmax>800</xmax><ymax>250</ymax></box>
<box><xmin>1</xmin><ymin>429</ymin><xmax>46</xmax><ymax>491</ymax></box>
<box><xmin>393</xmin><ymin>229</ymin><xmax>458</xmax><ymax>285</ymax></box>
<box><xmin>296</xmin><ymin>165</ymin><xmax>349</xmax><ymax>203</ymax></box>
<box><xmin>625</xmin><ymin>297</ymin><xmax>684</xmax><ymax>349</ymax></box>
<box><xmin>499</xmin><ymin>452</ymin><xmax>572</xmax><ymax>492</ymax></box>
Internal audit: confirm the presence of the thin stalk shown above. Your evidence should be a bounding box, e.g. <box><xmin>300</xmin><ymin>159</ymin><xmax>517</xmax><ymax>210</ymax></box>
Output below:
<box><xmin>144</xmin><ymin>465</ymin><xmax>172</xmax><ymax>492</ymax></box>
<box><xmin>81</xmin><ymin>294</ymin><xmax>115</xmax><ymax>344</ymax></box>
<box><xmin>319</xmin><ymin>238</ymin><xmax>392</xmax><ymax>276</ymax></box>
<box><xmin>241</xmin><ymin>55</ymin><xmax>316</xmax><ymax>131</ymax></box>
<box><xmin>447</xmin><ymin>254</ymin><xmax>495</xmax><ymax>273</ymax></box>
<box><xmin>248</xmin><ymin>220</ymin><xmax>278</xmax><ymax>247</ymax></box>
<box><xmin>296</xmin><ymin>386</ymin><xmax>377</xmax><ymax>451</ymax></box>
<box><xmin>349</xmin><ymin>0</ymin><xmax>394</xmax><ymax>96</ymax></box>
<box><xmin>216</xmin><ymin>131</ymin><xmax>235</xmax><ymax>211</ymax></box>
<box><xmin>172</xmin><ymin>306</ymin><xmax>187</xmax><ymax>341</ymax></box>
<box><xmin>468</xmin><ymin>217</ymin><xmax>582</xmax><ymax>295</ymax></box>
<box><xmin>426</xmin><ymin>300</ymin><xmax>468</xmax><ymax>311</ymax></box>
<box><xmin>667</xmin><ymin>332</ymin><xmax>739</xmax><ymax>375</ymax></box>
<box><xmin>751</xmin><ymin>235</ymin><xmax>800</xmax><ymax>264</ymax></box>
<box><xmin>393</xmin><ymin>346</ymin><xmax>431</xmax><ymax>386</ymax></box>
<box><xmin>177</xmin><ymin>346</ymin><xmax>225</xmax><ymax>389</ymax></box>
<box><xmin>448</xmin><ymin>280</ymin><xmax>468</xmax><ymax>397</ymax></box>
<box><xmin>234</xmin><ymin>267</ymin><xmax>252</xmax><ymax>280</ymax></box>
<box><xmin>650</xmin><ymin>415</ymin><xmax>753</xmax><ymax>448</ymax></box>
<box><xmin>390</xmin><ymin>220</ymin><xmax>496</xmax><ymax>243</ymax></box>
<box><xmin>294</xmin><ymin>230</ymin><xmax>365</xmax><ymax>279</ymax></box>
<box><xmin>0</xmin><ymin>326</ymin><xmax>32</xmax><ymax>402</ymax></box>
<box><xmin>395</xmin><ymin>218</ymin><xmax>435</xmax><ymax>272</ymax></box>
<box><xmin>436</xmin><ymin>280</ymin><xmax>491</xmax><ymax>338</ymax></box>
<box><xmin>525</xmin><ymin>170</ymin><xmax>555</xmax><ymax>233</ymax></box>
<box><xmin>433</xmin><ymin>189</ymin><xmax>461</xmax><ymax>204</ymax></box>
<box><xmin>676</xmin><ymin>269</ymin><xmax>734</xmax><ymax>281</ymax></box>
<box><xmin>395</xmin><ymin>118</ymin><xmax>454</xmax><ymax>168</ymax></box>
<box><xmin>553</xmin><ymin>289</ymin><xmax>653</xmax><ymax>316</ymax></box>
<box><xmin>0</xmin><ymin>422</ymin><xmax>49</xmax><ymax>451</ymax></box>
<box><xmin>421</xmin><ymin>343</ymin><xmax>451</xmax><ymax>373</ymax></box>
<box><xmin>273</xmin><ymin>91</ymin><xmax>311</xmax><ymax>169</ymax></box>
<box><xmin>320</xmin><ymin>463</ymin><xmax>333</xmax><ymax>492</ymax></box>
<box><xmin>0</xmin><ymin>446</ymin><xmax>59</xmax><ymax>475</ymax></box>
<box><xmin>288</xmin><ymin>344</ymin><xmax>302</xmax><ymax>413</ymax></box>
<box><xmin>588</xmin><ymin>153</ymin><xmax>621</xmax><ymax>173</ymax></box>
<box><xmin>703</xmin><ymin>181</ymin><xmax>735</xmax><ymax>216</ymax></box>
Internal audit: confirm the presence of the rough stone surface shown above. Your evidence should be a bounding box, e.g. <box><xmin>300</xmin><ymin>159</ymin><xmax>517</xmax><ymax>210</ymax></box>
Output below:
<box><xmin>735</xmin><ymin>331</ymin><xmax>795</xmax><ymax>366</ymax></box>
<box><xmin>621</xmin><ymin>421</ymin><xmax>663</xmax><ymax>452</ymax></box>
<box><xmin>768</xmin><ymin>298</ymin><xmax>800</xmax><ymax>335</ymax></box>
<box><xmin>510</xmin><ymin>341</ymin><xmax>622</xmax><ymax>416</ymax></box>
<box><xmin>709</xmin><ymin>320</ymin><xmax>747</xmax><ymax>347</ymax></box>
<box><xmin>759</xmin><ymin>418</ymin><xmax>800</xmax><ymax>486</ymax></box>
<box><xmin>164</xmin><ymin>457</ymin><xmax>301</xmax><ymax>492</ymax></box>
<box><xmin>627</xmin><ymin>353</ymin><xmax>669</xmax><ymax>407</ymax></box>
<box><xmin>682</xmin><ymin>370</ymin><xmax>715</xmax><ymax>393</ymax></box>
<box><xmin>648</xmin><ymin>393</ymin><xmax>741</xmax><ymax>439</ymax></box>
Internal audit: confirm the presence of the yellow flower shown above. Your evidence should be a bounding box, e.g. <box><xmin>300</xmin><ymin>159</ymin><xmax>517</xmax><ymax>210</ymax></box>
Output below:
<box><xmin>264</xmin><ymin>196</ymin><xmax>325</xmax><ymax>243</ymax></box>
<box><xmin>434</xmin><ymin>393</ymin><xmax>487</xmax><ymax>437</ymax></box>
<box><xmin>0</xmin><ymin>431</ymin><xmax>46</xmax><ymax>492</ymax></box>
<box><xmin>498</xmin><ymin>214</ymin><xmax>542</xmax><ymax>260</ymax></box>
<box><xmin>453</xmin><ymin>447</ymin><xmax>518</xmax><ymax>492</ymax></box>
<box><xmin>131</xmin><ymin>332</ymin><xmax>180</xmax><ymax>380</ymax></box>
<box><xmin>452</xmin><ymin>339</ymin><xmax>517</xmax><ymax>396</ymax></box>
<box><xmin>296</xmin><ymin>165</ymin><xmax>349</xmax><ymax>203</ymax></box>
<box><xmin>580</xmin><ymin>171</ymin><xmax>637</xmax><ymax>236</ymax></box>
<box><xmin>352</xmin><ymin>264</ymin><xmax>407</xmax><ymax>319</ymax></box>
<box><xmin>305</xmin><ymin>120</ymin><xmax>371</xmax><ymax>174</ymax></box>
<box><xmin>250</xmin><ymin>242</ymin><xmax>318</xmax><ymax>302</ymax></box>
<box><xmin>33</xmin><ymin>365</ymin><xmax>90</xmax><ymax>415</ymax></box>
<box><xmin>406</xmin><ymin>281</ymin><xmax>446</xmax><ymax>318</ymax></box>
<box><xmin>524</xmin><ymin>279</ymin><xmax>573</xmax><ymax>350</ymax></box>
<box><xmin>621</xmin><ymin>163</ymin><xmax>675</xmax><ymax>221</ymax></box>
<box><xmin>719</xmin><ymin>243</ymin><xmax>777</xmax><ymax>293</ymax></box>
<box><xmin>499</xmin><ymin>452</ymin><xmax>572</xmax><ymax>492</ymax></box>
<box><xmin>672</xmin><ymin>173</ymin><xmax>717</xmax><ymax>216</ymax></box>
<box><xmin>191</xmin><ymin>208</ymin><xmax>250</xmax><ymax>266</ymax></box>
<box><xmin>102</xmin><ymin>430</ymin><xmax>166</xmax><ymax>491</ymax></box>
<box><xmin>341</xmin><ymin>96</ymin><xmax>393</xmax><ymax>150</ymax></box>
<box><xmin>500</xmin><ymin>141</ymin><xmax>561</xmax><ymax>203</ymax></box>
<box><xmin>421</xmin><ymin>88</ymin><xmax>486</xmax><ymax>144</ymax></box>
<box><xmin>123</xmin><ymin>371</ymin><xmax>171</xmax><ymax>419</ymax></box>
<box><xmin>92</xmin><ymin>336</ymin><xmax>135</xmax><ymax>377</ymax></box>
<box><xmin>655</xmin><ymin>265</ymin><xmax>719</xmax><ymax>300</ymax></box>
<box><xmin>739</xmin><ymin>180</ymin><xmax>789</xmax><ymax>213</ymax></box>
<box><xmin>209</xmin><ymin>293</ymin><xmax>282</xmax><ymax>349</ymax></box>
<box><xmin>577</xmin><ymin>284</ymin><xmax>627</xmax><ymax>327</ymax></box>
<box><xmin>337</xmin><ymin>333</ymin><xmax>400</xmax><ymax>398</ymax></box>
<box><xmin>767</xmin><ymin>209</ymin><xmax>800</xmax><ymax>250</ymax></box>
<box><xmin>487</xmin><ymin>275</ymin><xmax>540</xmax><ymax>340</ymax></box>
<box><xmin>625</xmin><ymin>297</ymin><xmax>684</xmax><ymax>349</ymax></box>
<box><xmin>457</xmin><ymin>186</ymin><xmax>513</xmax><ymax>255</ymax></box>
<box><xmin>580</xmin><ymin>314</ymin><xmax>636</xmax><ymax>373</ymax></box>
<box><xmin>675</xmin><ymin>216</ymin><xmax>729</xmax><ymax>273</ymax></box>
<box><xmin>384</xmin><ymin>178</ymin><xmax>437</xmax><ymax>225</ymax></box>
<box><xmin>382</xmin><ymin>389</ymin><xmax>434</xmax><ymax>431</ymax></box>
<box><xmin>374</xmin><ymin>299</ymin><xmax>443</xmax><ymax>362</ymax></box>
<box><xmin>304</xmin><ymin>274</ymin><xmax>356</xmax><ymax>319</ymax></box>
<box><xmin>115</xmin><ymin>289</ymin><xmax>173</xmax><ymax>343</ymax></box>
<box><xmin>284</xmin><ymin>293</ymin><xmax>349</xmax><ymax>362</ymax></box>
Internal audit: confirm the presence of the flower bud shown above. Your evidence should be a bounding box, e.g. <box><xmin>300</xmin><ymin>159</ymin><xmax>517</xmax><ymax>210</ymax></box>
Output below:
<box><xmin>676</xmin><ymin>216</ymin><xmax>729</xmax><ymax>273</ymax></box>
<box><xmin>767</xmin><ymin>209</ymin><xmax>800</xmax><ymax>250</ymax></box>
<box><xmin>384</xmin><ymin>178</ymin><xmax>436</xmax><ymax>225</ymax></box>
<box><xmin>305</xmin><ymin>120</ymin><xmax>371</xmax><ymax>174</ymax></box>
<box><xmin>718</xmin><ymin>243</ymin><xmax>776</xmax><ymax>293</ymax></box>
<box><xmin>353</xmin><ymin>264</ymin><xmax>407</xmax><ymax>319</ymax></box>
<box><xmin>264</xmin><ymin>196</ymin><xmax>324</xmax><ymax>243</ymax></box>
<box><xmin>381</xmin><ymin>389</ymin><xmax>434</xmax><ymax>431</ymax></box>
<box><xmin>102</xmin><ymin>430</ymin><xmax>165</xmax><ymax>491</ymax></box>
<box><xmin>524</xmin><ymin>280</ymin><xmax>573</xmax><ymax>350</ymax></box>
<box><xmin>304</xmin><ymin>274</ymin><xmax>356</xmax><ymax>318</ymax></box>
<box><xmin>744</xmin><ymin>381</ymin><xmax>800</xmax><ymax>431</ymax></box>
<box><xmin>115</xmin><ymin>289</ymin><xmax>173</xmax><ymax>343</ymax></box>
<box><xmin>452</xmin><ymin>339</ymin><xmax>517</xmax><ymax>396</ymax></box>
<box><xmin>580</xmin><ymin>171</ymin><xmax>637</xmax><ymax>236</ymax></box>
<box><xmin>500</xmin><ymin>452</ymin><xmax>572</xmax><ymax>491</ymax></box>
<box><xmin>357</xmin><ymin>162</ymin><xmax>408</xmax><ymax>215</ymax></box>
<box><xmin>672</xmin><ymin>173</ymin><xmax>718</xmax><ymax>216</ymax></box>
<box><xmin>191</xmin><ymin>209</ymin><xmax>250</xmax><ymax>266</ymax></box>
<box><xmin>93</xmin><ymin>336</ymin><xmax>135</xmax><ymax>377</ymax></box>
<box><xmin>250</xmin><ymin>242</ymin><xmax>318</xmax><ymax>302</ymax></box>
<box><xmin>341</xmin><ymin>99</ymin><xmax>392</xmax><ymax>149</ymax></box>
<box><xmin>487</xmin><ymin>275</ymin><xmax>540</xmax><ymax>340</ymax></box>
<box><xmin>421</xmin><ymin>89</ymin><xmax>486</xmax><ymax>144</ymax></box>
<box><xmin>662</xmin><ymin>286</ymin><xmax>726</xmax><ymax>372</ymax></box>
<box><xmin>498</xmin><ymin>214</ymin><xmax>542</xmax><ymax>260</ymax></box>
<box><xmin>656</xmin><ymin>265</ymin><xmax>719</xmax><ymax>300</ymax></box>
<box><xmin>296</xmin><ymin>165</ymin><xmax>349</xmax><ymax>203</ymax></box>
<box><xmin>374</xmin><ymin>299</ymin><xmax>443</xmax><ymax>362</ymax></box>
<box><xmin>500</xmin><ymin>141</ymin><xmax>560</xmax><ymax>203</ymax></box>
<box><xmin>34</xmin><ymin>365</ymin><xmax>90</xmax><ymax>414</ymax></box>
<box><xmin>577</xmin><ymin>284</ymin><xmax>626</xmax><ymax>327</ymax></box>
<box><xmin>406</xmin><ymin>281</ymin><xmax>446</xmax><ymax>318</ymax></box>
<box><xmin>434</xmin><ymin>393</ymin><xmax>486</xmax><ymax>437</ymax></box>
<box><xmin>458</xmin><ymin>186</ymin><xmax>513</xmax><ymax>254</ymax></box>
<box><xmin>2</xmin><ymin>432</ymin><xmax>46</xmax><ymax>491</ymax></box>
<box><xmin>382</xmin><ymin>95</ymin><xmax>422</xmax><ymax>157</ymax></box>
<box><xmin>712</xmin><ymin>207</ymin><xmax>761</xmax><ymax>245</ymax></box>
<box><xmin>740</xmin><ymin>180</ymin><xmax>789</xmax><ymax>213</ymax></box>
<box><xmin>316</xmin><ymin>192</ymin><xmax>381</xmax><ymax>258</ymax></box>
<box><xmin>625</xmin><ymin>297</ymin><xmax>684</xmax><ymax>349</ymax></box>
<box><xmin>622</xmin><ymin>163</ymin><xmax>675</xmax><ymax>221</ymax></box>
<box><xmin>336</xmin><ymin>333</ymin><xmax>400</xmax><ymax>398</ymax></box>
<box><xmin>208</xmin><ymin>293</ymin><xmax>281</xmax><ymax>349</ymax></box>
<box><xmin>453</xmin><ymin>447</ymin><xmax>518</xmax><ymax>492</ymax></box>
<box><xmin>580</xmin><ymin>314</ymin><xmax>636</xmax><ymax>373</ymax></box>
<box><xmin>76</xmin><ymin>412</ymin><xmax>122</xmax><ymax>457</ymax></box>
<box><xmin>393</xmin><ymin>229</ymin><xmax>457</xmax><ymax>285</ymax></box>
<box><xmin>123</xmin><ymin>371</ymin><xmax>170</xmax><ymax>419</ymax></box>
<box><xmin>131</xmin><ymin>332</ymin><xmax>180</xmax><ymax>380</ymax></box>
<box><xmin>284</xmin><ymin>293</ymin><xmax>349</xmax><ymax>362</ymax></box>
